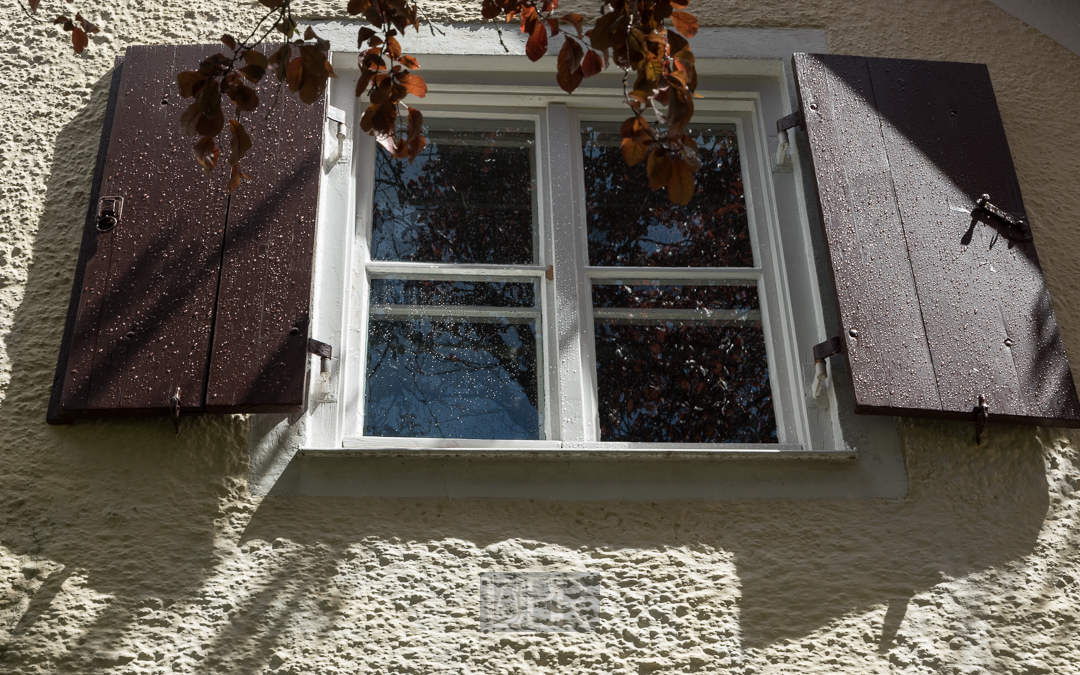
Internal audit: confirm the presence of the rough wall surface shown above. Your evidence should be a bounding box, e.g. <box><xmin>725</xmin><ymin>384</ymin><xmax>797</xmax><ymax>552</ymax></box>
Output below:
<box><xmin>1</xmin><ymin>1</ymin><xmax>1079</xmax><ymax>674</ymax></box>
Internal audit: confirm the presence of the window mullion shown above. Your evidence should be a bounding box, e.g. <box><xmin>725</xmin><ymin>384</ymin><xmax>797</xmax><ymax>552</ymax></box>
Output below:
<box><xmin>547</xmin><ymin>103</ymin><xmax>595</xmax><ymax>442</ymax></box>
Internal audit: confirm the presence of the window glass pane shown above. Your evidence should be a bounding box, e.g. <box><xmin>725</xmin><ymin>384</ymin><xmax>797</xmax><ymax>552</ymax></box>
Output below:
<box><xmin>370</xmin><ymin>278</ymin><xmax>536</xmax><ymax>308</ymax></box>
<box><xmin>581</xmin><ymin>122</ymin><xmax>753</xmax><ymax>267</ymax></box>
<box><xmin>592</xmin><ymin>282</ymin><xmax>776</xmax><ymax>443</ymax></box>
<box><xmin>364</xmin><ymin>281</ymin><xmax>542</xmax><ymax>440</ymax></box>
<box><xmin>371</xmin><ymin>119</ymin><xmax>538</xmax><ymax>265</ymax></box>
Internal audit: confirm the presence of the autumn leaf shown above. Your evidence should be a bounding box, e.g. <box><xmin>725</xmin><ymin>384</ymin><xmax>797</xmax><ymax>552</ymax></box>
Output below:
<box><xmin>621</xmin><ymin>137</ymin><xmax>648</xmax><ymax>166</ymax></box>
<box><xmin>229</xmin><ymin>119</ymin><xmax>252</xmax><ymax>163</ymax></box>
<box><xmin>581</xmin><ymin>49</ymin><xmax>603</xmax><ymax>78</ymax></box>
<box><xmin>670</xmin><ymin>11</ymin><xmax>699</xmax><ymax>38</ymax></box>
<box><xmin>668</xmin><ymin>156</ymin><xmax>695</xmax><ymax>205</ymax></box>
<box><xmin>647</xmin><ymin>149</ymin><xmax>672</xmax><ymax>191</ymax></box>
<box><xmin>69</xmin><ymin>26</ymin><xmax>88</xmax><ymax>53</ymax></box>
<box><xmin>525</xmin><ymin>23</ymin><xmax>548</xmax><ymax>62</ymax></box>
<box><xmin>560</xmin><ymin>13</ymin><xmax>584</xmax><ymax>38</ymax></box>
<box><xmin>28</xmin><ymin>0</ymin><xmax>40</xmax><ymax>11</ymax></box>
<box><xmin>399</xmin><ymin>73</ymin><xmax>427</xmax><ymax>97</ymax></box>
<box><xmin>192</xmin><ymin>136</ymin><xmax>220</xmax><ymax>175</ymax></box>
<box><xmin>220</xmin><ymin>34</ymin><xmax>237</xmax><ymax>50</ymax></box>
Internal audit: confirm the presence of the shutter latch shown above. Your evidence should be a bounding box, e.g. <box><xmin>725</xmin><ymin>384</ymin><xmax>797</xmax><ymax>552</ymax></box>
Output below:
<box><xmin>324</xmin><ymin>106</ymin><xmax>351</xmax><ymax>167</ymax></box>
<box><xmin>96</xmin><ymin>196</ymin><xmax>123</xmax><ymax>232</ymax></box>
<box><xmin>974</xmin><ymin>194</ymin><xmax>1032</xmax><ymax>242</ymax></box>
<box><xmin>773</xmin><ymin>110</ymin><xmax>803</xmax><ymax>171</ymax></box>
<box><xmin>811</xmin><ymin>336</ymin><xmax>845</xmax><ymax>401</ymax></box>
<box><xmin>308</xmin><ymin>338</ymin><xmax>335</xmax><ymax>403</ymax></box>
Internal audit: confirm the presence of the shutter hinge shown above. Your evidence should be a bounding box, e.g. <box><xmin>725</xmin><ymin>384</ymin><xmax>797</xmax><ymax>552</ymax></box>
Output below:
<box><xmin>974</xmin><ymin>394</ymin><xmax>989</xmax><ymax>445</ymax></box>
<box><xmin>973</xmin><ymin>194</ymin><xmax>1032</xmax><ymax>242</ymax></box>
<box><xmin>773</xmin><ymin>110</ymin><xmax>803</xmax><ymax>171</ymax></box>
<box><xmin>811</xmin><ymin>336</ymin><xmax>845</xmax><ymax>401</ymax></box>
<box><xmin>170</xmin><ymin>386</ymin><xmax>181</xmax><ymax>435</ymax></box>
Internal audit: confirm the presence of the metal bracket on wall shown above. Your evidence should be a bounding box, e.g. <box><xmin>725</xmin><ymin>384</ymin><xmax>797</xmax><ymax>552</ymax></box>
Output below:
<box><xmin>773</xmin><ymin>110</ymin><xmax>803</xmax><ymax>171</ymax></box>
<box><xmin>811</xmin><ymin>336</ymin><xmax>845</xmax><ymax>400</ymax></box>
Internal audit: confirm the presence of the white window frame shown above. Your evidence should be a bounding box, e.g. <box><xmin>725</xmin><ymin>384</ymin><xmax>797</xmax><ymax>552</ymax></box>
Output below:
<box><xmin>302</xmin><ymin>28</ymin><xmax>849</xmax><ymax>460</ymax></box>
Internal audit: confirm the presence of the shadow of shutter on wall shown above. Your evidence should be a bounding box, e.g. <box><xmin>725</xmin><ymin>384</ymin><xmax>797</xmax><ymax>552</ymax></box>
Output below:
<box><xmin>793</xmin><ymin>53</ymin><xmax>1080</xmax><ymax>428</ymax></box>
<box><xmin>48</xmin><ymin>44</ymin><xmax>325</xmax><ymax>422</ymax></box>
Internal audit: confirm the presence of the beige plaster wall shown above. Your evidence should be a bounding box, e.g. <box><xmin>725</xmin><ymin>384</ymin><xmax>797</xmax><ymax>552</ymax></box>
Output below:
<box><xmin>1</xmin><ymin>0</ymin><xmax>1079</xmax><ymax>673</ymax></box>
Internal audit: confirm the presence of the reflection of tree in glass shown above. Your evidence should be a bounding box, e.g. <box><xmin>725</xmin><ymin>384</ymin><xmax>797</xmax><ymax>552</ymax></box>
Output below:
<box><xmin>592</xmin><ymin>283</ymin><xmax>759</xmax><ymax>310</ymax></box>
<box><xmin>582</xmin><ymin>124</ymin><xmax>753</xmax><ymax>267</ymax></box>
<box><xmin>594</xmin><ymin>322</ymin><xmax>776</xmax><ymax>443</ymax></box>
<box><xmin>365</xmin><ymin>277</ymin><xmax>542</xmax><ymax>439</ymax></box>
<box><xmin>370</xmin><ymin>278</ymin><xmax>535</xmax><ymax>308</ymax></box>
<box><xmin>371</xmin><ymin>126</ymin><xmax>537</xmax><ymax>265</ymax></box>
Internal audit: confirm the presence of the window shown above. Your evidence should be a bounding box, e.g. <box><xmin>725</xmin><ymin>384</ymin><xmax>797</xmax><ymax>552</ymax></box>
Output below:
<box><xmin>310</xmin><ymin>56</ymin><xmax>837</xmax><ymax>455</ymax></box>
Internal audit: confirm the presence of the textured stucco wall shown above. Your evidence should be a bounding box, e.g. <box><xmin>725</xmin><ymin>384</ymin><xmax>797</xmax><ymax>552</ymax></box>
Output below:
<box><xmin>1</xmin><ymin>1</ymin><xmax>1080</xmax><ymax>674</ymax></box>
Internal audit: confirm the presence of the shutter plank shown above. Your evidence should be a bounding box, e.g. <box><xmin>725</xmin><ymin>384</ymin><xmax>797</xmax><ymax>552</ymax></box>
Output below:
<box><xmin>794</xmin><ymin>53</ymin><xmax>1080</xmax><ymax>427</ymax></box>
<box><xmin>793</xmin><ymin>53</ymin><xmax>940</xmax><ymax>413</ymax></box>
<box><xmin>56</xmin><ymin>45</ymin><xmax>230</xmax><ymax>418</ymax></box>
<box><xmin>204</xmin><ymin>48</ymin><xmax>325</xmax><ymax>412</ymax></box>
<box><xmin>868</xmin><ymin>58</ymin><xmax>1080</xmax><ymax>424</ymax></box>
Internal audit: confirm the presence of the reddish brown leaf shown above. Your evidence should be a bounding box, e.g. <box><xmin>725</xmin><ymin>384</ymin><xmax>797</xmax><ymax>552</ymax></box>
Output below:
<box><xmin>192</xmin><ymin>136</ymin><xmax>220</xmax><ymax>175</ymax></box>
<box><xmin>227</xmin><ymin>163</ymin><xmax>250</xmax><ymax>193</ymax></box>
<box><xmin>195</xmin><ymin>109</ymin><xmax>224</xmax><ymax>137</ymax></box>
<box><xmin>243</xmin><ymin>49</ymin><xmax>268</xmax><ymax>69</ymax></box>
<box><xmin>176</xmin><ymin>71</ymin><xmax>207</xmax><ymax>98</ymax></box>
<box><xmin>221</xmin><ymin>34</ymin><xmax>237</xmax><ymax>50</ymax></box>
<box><xmin>621</xmin><ymin>137</ymin><xmax>648</xmax><ymax>166</ymax></box>
<box><xmin>556</xmin><ymin>39</ymin><xmax>584</xmax><ymax>93</ymax></box>
<box><xmin>228</xmin><ymin>84</ymin><xmax>259</xmax><ymax>111</ymax></box>
<box><xmin>75</xmin><ymin>13</ymin><xmax>98</xmax><ymax>34</ymax></box>
<box><xmin>405</xmin><ymin>106</ymin><xmax>423</xmax><ymax>143</ymax></box>
<box><xmin>286</xmin><ymin>55</ymin><xmax>303</xmax><ymax>92</ymax></box>
<box><xmin>239</xmin><ymin>65</ymin><xmax>265</xmax><ymax>83</ymax></box>
<box><xmin>397</xmin><ymin>54</ymin><xmax>420</xmax><ymax>70</ymax></box>
<box><xmin>229</xmin><ymin>119</ymin><xmax>252</xmax><ymax>162</ymax></box>
<box><xmin>398</xmin><ymin>73</ymin><xmax>427</xmax><ymax>98</ymax></box>
<box><xmin>347</xmin><ymin>0</ymin><xmax>371</xmax><ymax>14</ymax></box>
<box><xmin>667</xmin><ymin>156</ymin><xmax>695</xmax><ymax>204</ymax></box>
<box><xmin>670</xmin><ymin>11</ymin><xmax>699</xmax><ymax>38</ymax></box>
<box><xmin>28</xmin><ymin>0</ymin><xmax>40</xmax><ymax>11</ymax></box>
<box><xmin>525</xmin><ymin>23</ymin><xmax>548</xmax><ymax>62</ymax></box>
<box><xmin>195</xmin><ymin>78</ymin><xmax>221</xmax><ymax>117</ymax></box>
<box><xmin>546</xmin><ymin>18</ymin><xmax>560</xmax><ymax>35</ymax></box>
<box><xmin>560</xmin><ymin>13</ymin><xmax>584</xmax><ymax>38</ymax></box>
<box><xmin>647</xmin><ymin>149</ymin><xmax>672</xmax><ymax>191</ymax></box>
<box><xmin>67</xmin><ymin>25</ymin><xmax>87</xmax><ymax>53</ymax></box>
<box><xmin>180</xmin><ymin>103</ymin><xmax>201</xmax><ymax>136</ymax></box>
<box><xmin>581</xmin><ymin>49</ymin><xmax>603</xmax><ymax>78</ymax></box>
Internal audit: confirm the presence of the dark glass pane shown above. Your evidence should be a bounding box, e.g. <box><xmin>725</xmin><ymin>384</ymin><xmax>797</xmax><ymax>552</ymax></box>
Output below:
<box><xmin>592</xmin><ymin>282</ymin><xmax>759</xmax><ymax>311</ymax></box>
<box><xmin>594</xmin><ymin>321</ymin><xmax>776</xmax><ymax>443</ymax></box>
<box><xmin>365</xmin><ymin>276</ymin><xmax>543</xmax><ymax>440</ymax></box>
<box><xmin>370</xmin><ymin>278</ymin><xmax>536</xmax><ymax>308</ymax></box>
<box><xmin>371</xmin><ymin>119</ymin><xmax>537</xmax><ymax>265</ymax></box>
<box><xmin>581</xmin><ymin>122</ymin><xmax>753</xmax><ymax>267</ymax></box>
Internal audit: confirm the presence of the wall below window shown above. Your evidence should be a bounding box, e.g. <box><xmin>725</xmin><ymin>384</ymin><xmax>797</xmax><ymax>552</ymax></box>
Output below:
<box><xmin>1</xmin><ymin>0</ymin><xmax>1079</xmax><ymax>674</ymax></box>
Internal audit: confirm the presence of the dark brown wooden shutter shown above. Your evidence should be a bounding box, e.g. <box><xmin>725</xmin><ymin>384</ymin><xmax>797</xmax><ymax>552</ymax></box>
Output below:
<box><xmin>204</xmin><ymin>46</ymin><xmax>325</xmax><ymax>412</ymax></box>
<box><xmin>48</xmin><ymin>44</ymin><xmax>325</xmax><ymax>422</ymax></box>
<box><xmin>793</xmin><ymin>53</ymin><xmax>1080</xmax><ymax>428</ymax></box>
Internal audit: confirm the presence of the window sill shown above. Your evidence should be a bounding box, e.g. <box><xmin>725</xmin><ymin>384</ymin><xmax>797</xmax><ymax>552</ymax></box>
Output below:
<box><xmin>307</xmin><ymin>440</ymin><xmax>854</xmax><ymax>461</ymax></box>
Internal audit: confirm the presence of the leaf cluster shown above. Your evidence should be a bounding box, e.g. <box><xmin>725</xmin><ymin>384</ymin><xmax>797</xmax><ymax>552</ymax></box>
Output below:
<box><xmin>29</xmin><ymin>0</ymin><xmax>703</xmax><ymax>202</ymax></box>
